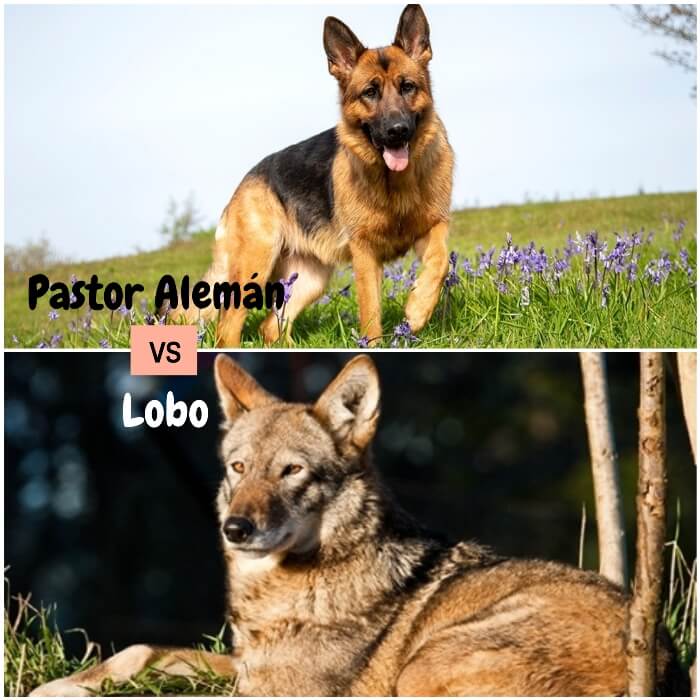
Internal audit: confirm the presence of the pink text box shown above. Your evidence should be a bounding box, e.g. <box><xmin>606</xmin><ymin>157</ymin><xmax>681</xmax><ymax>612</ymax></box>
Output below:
<box><xmin>130</xmin><ymin>325</ymin><xmax>198</xmax><ymax>376</ymax></box>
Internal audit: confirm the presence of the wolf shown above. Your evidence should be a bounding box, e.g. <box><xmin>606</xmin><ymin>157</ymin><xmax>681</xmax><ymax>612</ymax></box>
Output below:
<box><xmin>176</xmin><ymin>5</ymin><xmax>453</xmax><ymax>347</ymax></box>
<box><xmin>31</xmin><ymin>354</ymin><xmax>687</xmax><ymax>697</ymax></box>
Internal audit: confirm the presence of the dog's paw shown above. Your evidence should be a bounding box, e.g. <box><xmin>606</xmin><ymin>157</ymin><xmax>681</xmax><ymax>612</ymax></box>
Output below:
<box><xmin>404</xmin><ymin>308</ymin><xmax>429</xmax><ymax>335</ymax></box>
<box><xmin>29</xmin><ymin>679</ymin><xmax>92</xmax><ymax>697</ymax></box>
<box><xmin>404</xmin><ymin>295</ymin><xmax>431</xmax><ymax>333</ymax></box>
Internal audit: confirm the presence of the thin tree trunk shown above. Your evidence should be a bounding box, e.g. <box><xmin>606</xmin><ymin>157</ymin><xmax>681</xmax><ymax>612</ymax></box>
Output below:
<box><xmin>579</xmin><ymin>352</ymin><xmax>628</xmax><ymax>588</ymax></box>
<box><xmin>677</xmin><ymin>352</ymin><xmax>696</xmax><ymax>463</ymax></box>
<box><xmin>627</xmin><ymin>352</ymin><xmax>667</xmax><ymax>696</ymax></box>
<box><xmin>676</xmin><ymin>351</ymin><xmax>696</xmax><ymax>696</ymax></box>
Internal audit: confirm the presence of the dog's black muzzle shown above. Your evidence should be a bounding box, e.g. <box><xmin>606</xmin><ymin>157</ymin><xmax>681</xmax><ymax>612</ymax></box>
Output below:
<box><xmin>366</xmin><ymin>112</ymin><xmax>417</xmax><ymax>150</ymax></box>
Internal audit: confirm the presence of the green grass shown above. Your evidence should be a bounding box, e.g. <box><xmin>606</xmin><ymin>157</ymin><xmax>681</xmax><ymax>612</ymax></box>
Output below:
<box><xmin>4</xmin><ymin>579</ymin><xmax>235</xmax><ymax>697</ymax></box>
<box><xmin>5</xmin><ymin>192</ymin><xmax>696</xmax><ymax>348</ymax></box>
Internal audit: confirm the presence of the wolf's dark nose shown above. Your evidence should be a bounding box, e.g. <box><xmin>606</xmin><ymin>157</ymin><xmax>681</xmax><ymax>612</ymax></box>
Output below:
<box><xmin>387</xmin><ymin>122</ymin><xmax>410</xmax><ymax>141</ymax></box>
<box><xmin>223</xmin><ymin>516</ymin><xmax>255</xmax><ymax>543</ymax></box>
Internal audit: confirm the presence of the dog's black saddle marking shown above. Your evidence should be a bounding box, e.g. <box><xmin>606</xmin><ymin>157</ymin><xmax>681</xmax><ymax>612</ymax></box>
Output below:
<box><xmin>248</xmin><ymin>128</ymin><xmax>338</xmax><ymax>235</ymax></box>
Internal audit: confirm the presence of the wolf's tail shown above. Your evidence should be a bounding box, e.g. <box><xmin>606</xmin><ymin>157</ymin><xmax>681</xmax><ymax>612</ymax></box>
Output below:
<box><xmin>656</xmin><ymin>625</ymin><xmax>691</xmax><ymax>696</ymax></box>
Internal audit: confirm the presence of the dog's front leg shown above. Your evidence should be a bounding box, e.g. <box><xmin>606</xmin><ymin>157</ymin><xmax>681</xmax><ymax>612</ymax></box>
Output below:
<box><xmin>350</xmin><ymin>241</ymin><xmax>383</xmax><ymax>344</ymax></box>
<box><xmin>29</xmin><ymin>645</ymin><xmax>238</xmax><ymax>696</ymax></box>
<box><xmin>405</xmin><ymin>221</ymin><xmax>450</xmax><ymax>333</ymax></box>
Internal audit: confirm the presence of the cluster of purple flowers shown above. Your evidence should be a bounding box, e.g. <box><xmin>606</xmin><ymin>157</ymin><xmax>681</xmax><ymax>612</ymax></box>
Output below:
<box><xmin>385</xmin><ymin>259</ymin><xmax>419</xmax><ymax>299</ymax></box>
<box><xmin>444</xmin><ymin>225</ymin><xmax>694</xmax><ymax>309</ymax></box>
<box><xmin>390</xmin><ymin>320</ymin><xmax>419</xmax><ymax>348</ymax></box>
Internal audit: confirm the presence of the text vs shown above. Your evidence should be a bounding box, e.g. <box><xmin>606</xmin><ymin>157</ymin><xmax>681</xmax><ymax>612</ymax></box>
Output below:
<box><xmin>150</xmin><ymin>341</ymin><xmax>181</xmax><ymax>363</ymax></box>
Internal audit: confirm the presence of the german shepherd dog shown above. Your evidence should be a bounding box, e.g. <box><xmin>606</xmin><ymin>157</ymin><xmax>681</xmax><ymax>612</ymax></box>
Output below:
<box><xmin>178</xmin><ymin>5</ymin><xmax>453</xmax><ymax>347</ymax></box>
<box><xmin>31</xmin><ymin>355</ymin><xmax>687</xmax><ymax>697</ymax></box>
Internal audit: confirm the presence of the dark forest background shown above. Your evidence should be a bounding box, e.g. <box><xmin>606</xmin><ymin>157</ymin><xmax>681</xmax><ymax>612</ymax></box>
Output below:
<box><xmin>4</xmin><ymin>352</ymin><xmax>696</xmax><ymax>655</ymax></box>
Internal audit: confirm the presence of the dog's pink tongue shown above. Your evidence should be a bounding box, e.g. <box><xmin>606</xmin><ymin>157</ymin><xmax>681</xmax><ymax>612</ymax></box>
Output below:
<box><xmin>383</xmin><ymin>145</ymin><xmax>409</xmax><ymax>172</ymax></box>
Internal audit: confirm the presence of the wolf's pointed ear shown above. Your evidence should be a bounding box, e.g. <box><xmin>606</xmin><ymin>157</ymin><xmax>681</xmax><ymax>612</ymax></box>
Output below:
<box><xmin>324</xmin><ymin>16</ymin><xmax>366</xmax><ymax>84</ymax></box>
<box><xmin>314</xmin><ymin>355</ymin><xmax>380</xmax><ymax>453</ymax></box>
<box><xmin>214</xmin><ymin>354</ymin><xmax>276</xmax><ymax>423</ymax></box>
<box><xmin>394</xmin><ymin>4</ymin><xmax>432</xmax><ymax>64</ymax></box>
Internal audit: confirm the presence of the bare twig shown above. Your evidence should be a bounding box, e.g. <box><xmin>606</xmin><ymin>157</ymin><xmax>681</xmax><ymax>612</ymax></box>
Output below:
<box><xmin>579</xmin><ymin>352</ymin><xmax>628</xmax><ymax>588</ymax></box>
<box><xmin>578</xmin><ymin>502</ymin><xmax>587</xmax><ymax>569</ymax></box>
<box><xmin>627</xmin><ymin>352</ymin><xmax>667</xmax><ymax>696</ymax></box>
<box><xmin>618</xmin><ymin>4</ymin><xmax>697</xmax><ymax>95</ymax></box>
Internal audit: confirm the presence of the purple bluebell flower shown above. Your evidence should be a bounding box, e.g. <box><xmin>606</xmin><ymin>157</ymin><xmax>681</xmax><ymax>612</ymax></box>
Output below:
<box><xmin>385</xmin><ymin>263</ymin><xmax>404</xmax><ymax>283</ymax></box>
<box><xmin>391</xmin><ymin>320</ymin><xmax>418</xmax><ymax>348</ymax></box>
<box><xmin>48</xmin><ymin>310</ymin><xmax>59</xmax><ymax>321</ymax></box>
<box><xmin>99</xmin><ymin>338</ymin><xmax>111</xmax><ymax>349</ymax></box>
<box><xmin>604</xmin><ymin>236</ymin><xmax>629</xmax><ymax>274</ymax></box>
<box><xmin>445</xmin><ymin>251</ymin><xmax>460</xmax><ymax>288</ymax></box>
<box><xmin>338</xmin><ymin>285</ymin><xmax>351</xmax><ymax>298</ymax></box>
<box><xmin>476</xmin><ymin>246</ymin><xmax>495</xmax><ymax>276</ymax></box>
<box><xmin>405</xmin><ymin>260</ymin><xmax>419</xmax><ymax>289</ymax></box>
<box><xmin>36</xmin><ymin>341</ymin><xmax>48</xmax><ymax>349</ymax></box>
<box><xmin>496</xmin><ymin>234</ymin><xmax>518</xmax><ymax>275</ymax></box>
<box><xmin>50</xmin><ymin>334</ymin><xmax>63</xmax><ymax>348</ymax></box>
<box><xmin>357</xmin><ymin>335</ymin><xmax>370</xmax><ymax>348</ymax></box>
<box><xmin>678</xmin><ymin>249</ymin><xmax>694</xmax><ymax>280</ymax></box>
<box><xmin>673</xmin><ymin>219</ymin><xmax>687</xmax><ymax>242</ymax></box>
<box><xmin>318</xmin><ymin>294</ymin><xmax>331</xmax><ymax>305</ymax></box>
<box><xmin>462</xmin><ymin>258</ymin><xmax>475</xmax><ymax>278</ymax></box>
<box><xmin>644</xmin><ymin>251</ymin><xmax>672</xmax><ymax>285</ymax></box>
<box><xmin>118</xmin><ymin>305</ymin><xmax>130</xmax><ymax>317</ymax></box>
<box><xmin>564</xmin><ymin>234</ymin><xmax>583</xmax><ymax>258</ymax></box>
<box><xmin>280</xmin><ymin>272</ymin><xmax>299</xmax><ymax>303</ymax></box>
<box><xmin>552</xmin><ymin>255</ymin><xmax>569</xmax><ymax>280</ymax></box>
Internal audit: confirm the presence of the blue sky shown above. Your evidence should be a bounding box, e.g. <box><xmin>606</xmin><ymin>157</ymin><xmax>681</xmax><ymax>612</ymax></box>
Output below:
<box><xmin>5</xmin><ymin>4</ymin><xmax>697</xmax><ymax>260</ymax></box>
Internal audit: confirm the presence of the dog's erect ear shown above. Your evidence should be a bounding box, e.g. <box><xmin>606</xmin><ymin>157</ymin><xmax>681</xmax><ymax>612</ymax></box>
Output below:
<box><xmin>214</xmin><ymin>354</ymin><xmax>276</xmax><ymax>422</ymax></box>
<box><xmin>324</xmin><ymin>16</ymin><xmax>366</xmax><ymax>83</ymax></box>
<box><xmin>394</xmin><ymin>4</ymin><xmax>432</xmax><ymax>64</ymax></box>
<box><xmin>314</xmin><ymin>355</ymin><xmax>380</xmax><ymax>453</ymax></box>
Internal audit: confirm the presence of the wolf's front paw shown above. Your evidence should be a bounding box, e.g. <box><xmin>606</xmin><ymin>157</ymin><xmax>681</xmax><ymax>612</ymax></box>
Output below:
<box><xmin>29</xmin><ymin>679</ymin><xmax>92</xmax><ymax>697</ymax></box>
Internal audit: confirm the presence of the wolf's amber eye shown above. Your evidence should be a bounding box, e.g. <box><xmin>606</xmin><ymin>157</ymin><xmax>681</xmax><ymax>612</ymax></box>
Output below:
<box><xmin>281</xmin><ymin>464</ymin><xmax>304</xmax><ymax>478</ymax></box>
<box><xmin>362</xmin><ymin>86</ymin><xmax>378</xmax><ymax>100</ymax></box>
<box><xmin>400</xmin><ymin>81</ymin><xmax>416</xmax><ymax>96</ymax></box>
<box><xmin>230</xmin><ymin>461</ymin><xmax>245</xmax><ymax>474</ymax></box>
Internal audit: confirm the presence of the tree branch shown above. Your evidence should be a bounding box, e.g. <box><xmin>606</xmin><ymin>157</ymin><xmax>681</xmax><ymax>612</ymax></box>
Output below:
<box><xmin>579</xmin><ymin>352</ymin><xmax>628</xmax><ymax>588</ymax></box>
<box><xmin>627</xmin><ymin>352</ymin><xmax>667</xmax><ymax>696</ymax></box>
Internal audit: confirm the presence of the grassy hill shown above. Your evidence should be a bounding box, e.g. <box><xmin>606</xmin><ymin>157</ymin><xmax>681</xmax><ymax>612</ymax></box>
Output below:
<box><xmin>5</xmin><ymin>191</ymin><xmax>697</xmax><ymax>348</ymax></box>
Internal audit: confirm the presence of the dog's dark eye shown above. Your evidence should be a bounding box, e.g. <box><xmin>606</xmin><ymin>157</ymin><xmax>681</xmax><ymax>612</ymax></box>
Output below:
<box><xmin>281</xmin><ymin>464</ymin><xmax>304</xmax><ymax>478</ymax></box>
<box><xmin>362</xmin><ymin>86</ymin><xmax>378</xmax><ymax>100</ymax></box>
<box><xmin>230</xmin><ymin>461</ymin><xmax>245</xmax><ymax>474</ymax></box>
<box><xmin>400</xmin><ymin>81</ymin><xmax>416</xmax><ymax>96</ymax></box>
